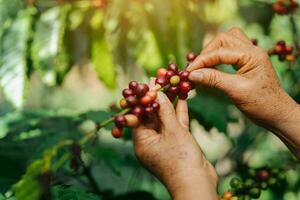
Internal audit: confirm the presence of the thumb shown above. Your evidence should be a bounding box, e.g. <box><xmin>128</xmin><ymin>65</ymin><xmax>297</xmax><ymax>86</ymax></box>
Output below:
<box><xmin>188</xmin><ymin>68</ymin><xmax>240</xmax><ymax>93</ymax></box>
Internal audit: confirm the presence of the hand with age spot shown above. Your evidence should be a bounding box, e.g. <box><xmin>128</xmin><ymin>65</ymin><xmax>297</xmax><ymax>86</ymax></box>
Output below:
<box><xmin>187</xmin><ymin>27</ymin><xmax>300</xmax><ymax>160</ymax></box>
<box><xmin>132</xmin><ymin>79</ymin><xmax>218</xmax><ymax>200</ymax></box>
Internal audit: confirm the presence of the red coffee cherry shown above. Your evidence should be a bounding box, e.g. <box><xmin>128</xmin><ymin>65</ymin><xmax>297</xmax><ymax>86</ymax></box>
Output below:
<box><xmin>155</xmin><ymin>77</ymin><xmax>168</xmax><ymax>87</ymax></box>
<box><xmin>136</xmin><ymin>83</ymin><xmax>149</xmax><ymax>98</ymax></box>
<box><xmin>126</xmin><ymin>96</ymin><xmax>138</xmax><ymax>107</ymax></box>
<box><xmin>152</xmin><ymin>102</ymin><xmax>160</xmax><ymax>111</ymax></box>
<box><xmin>179</xmin><ymin>81</ymin><xmax>192</xmax><ymax>93</ymax></box>
<box><xmin>111</xmin><ymin>127</ymin><xmax>123</xmax><ymax>138</ymax></box>
<box><xmin>256</xmin><ymin>169</ymin><xmax>270</xmax><ymax>181</ymax></box>
<box><xmin>114</xmin><ymin>115</ymin><xmax>127</xmax><ymax>128</ymax></box>
<box><xmin>186</xmin><ymin>52</ymin><xmax>197</xmax><ymax>62</ymax></box>
<box><xmin>131</xmin><ymin>106</ymin><xmax>144</xmax><ymax>117</ymax></box>
<box><xmin>157</xmin><ymin>68</ymin><xmax>168</xmax><ymax>77</ymax></box>
<box><xmin>165</xmin><ymin>70</ymin><xmax>176</xmax><ymax>79</ymax></box>
<box><xmin>167</xmin><ymin>63</ymin><xmax>178</xmax><ymax>72</ymax></box>
<box><xmin>122</xmin><ymin>88</ymin><xmax>134</xmax><ymax>98</ymax></box>
<box><xmin>129</xmin><ymin>81</ymin><xmax>138</xmax><ymax>92</ymax></box>
<box><xmin>179</xmin><ymin>71</ymin><xmax>189</xmax><ymax>81</ymax></box>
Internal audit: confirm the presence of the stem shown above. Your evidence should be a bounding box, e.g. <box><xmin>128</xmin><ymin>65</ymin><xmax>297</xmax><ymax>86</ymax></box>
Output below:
<box><xmin>289</xmin><ymin>14</ymin><xmax>300</xmax><ymax>52</ymax></box>
<box><xmin>79</xmin><ymin>159</ymin><xmax>102</xmax><ymax>195</ymax></box>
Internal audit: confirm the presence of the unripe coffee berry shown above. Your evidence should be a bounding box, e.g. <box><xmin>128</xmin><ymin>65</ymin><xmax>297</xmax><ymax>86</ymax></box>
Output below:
<box><xmin>119</xmin><ymin>98</ymin><xmax>128</xmax><ymax>109</ymax></box>
<box><xmin>124</xmin><ymin>114</ymin><xmax>139</xmax><ymax>127</ymax></box>
<box><xmin>170</xmin><ymin>75</ymin><xmax>181</xmax><ymax>86</ymax></box>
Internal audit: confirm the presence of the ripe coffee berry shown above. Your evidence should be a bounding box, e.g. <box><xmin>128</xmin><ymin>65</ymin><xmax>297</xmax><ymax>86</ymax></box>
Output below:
<box><xmin>186</xmin><ymin>52</ymin><xmax>197</xmax><ymax>62</ymax></box>
<box><xmin>122</xmin><ymin>88</ymin><xmax>134</xmax><ymax>97</ymax></box>
<box><xmin>179</xmin><ymin>71</ymin><xmax>189</xmax><ymax>81</ymax></box>
<box><xmin>131</xmin><ymin>105</ymin><xmax>144</xmax><ymax>117</ymax></box>
<box><xmin>126</xmin><ymin>96</ymin><xmax>138</xmax><ymax>107</ymax></box>
<box><xmin>256</xmin><ymin>169</ymin><xmax>270</xmax><ymax>181</ymax></box>
<box><xmin>179</xmin><ymin>81</ymin><xmax>192</xmax><ymax>93</ymax></box>
<box><xmin>111</xmin><ymin>127</ymin><xmax>123</xmax><ymax>138</ymax></box>
<box><xmin>155</xmin><ymin>77</ymin><xmax>168</xmax><ymax>86</ymax></box>
<box><xmin>136</xmin><ymin>83</ymin><xmax>149</xmax><ymax>98</ymax></box>
<box><xmin>157</xmin><ymin>68</ymin><xmax>168</xmax><ymax>77</ymax></box>
<box><xmin>129</xmin><ymin>81</ymin><xmax>138</xmax><ymax>92</ymax></box>
<box><xmin>114</xmin><ymin>115</ymin><xmax>127</xmax><ymax>128</ymax></box>
<box><xmin>167</xmin><ymin>63</ymin><xmax>178</xmax><ymax>72</ymax></box>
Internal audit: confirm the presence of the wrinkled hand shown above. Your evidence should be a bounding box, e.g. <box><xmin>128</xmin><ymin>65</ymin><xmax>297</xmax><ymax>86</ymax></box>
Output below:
<box><xmin>132</xmin><ymin>79</ymin><xmax>218</xmax><ymax>200</ymax></box>
<box><xmin>187</xmin><ymin>28</ymin><xmax>298</xmax><ymax>131</ymax></box>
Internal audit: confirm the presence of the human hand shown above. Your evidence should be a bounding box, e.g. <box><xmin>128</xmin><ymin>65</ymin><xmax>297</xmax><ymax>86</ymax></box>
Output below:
<box><xmin>132</xmin><ymin>79</ymin><xmax>218</xmax><ymax>200</ymax></box>
<box><xmin>186</xmin><ymin>27</ymin><xmax>299</xmax><ymax>133</ymax></box>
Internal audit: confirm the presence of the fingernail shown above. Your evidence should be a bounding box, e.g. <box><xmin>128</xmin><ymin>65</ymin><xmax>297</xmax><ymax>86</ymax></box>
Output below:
<box><xmin>189</xmin><ymin>71</ymin><xmax>204</xmax><ymax>81</ymax></box>
<box><xmin>158</xmin><ymin>92</ymin><xmax>167</xmax><ymax>103</ymax></box>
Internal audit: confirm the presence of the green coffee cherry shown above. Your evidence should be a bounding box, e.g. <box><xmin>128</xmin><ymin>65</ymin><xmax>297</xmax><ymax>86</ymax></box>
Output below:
<box><xmin>249</xmin><ymin>188</ymin><xmax>261</xmax><ymax>199</ymax></box>
<box><xmin>230</xmin><ymin>177</ymin><xmax>242</xmax><ymax>189</ymax></box>
<box><xmin>268</xmin><ymin>177</ymin><xmax>277</xmax><ymax>187</ymax></box>
<box><xmin>244</xmin><ymin>179</ymin><xmax>255</xmax><ymax>189</ymax></box>
<box><xmin>260</xmin><ymin>182</ymin><xmax>268</xmax><ymax>190</ymax></box>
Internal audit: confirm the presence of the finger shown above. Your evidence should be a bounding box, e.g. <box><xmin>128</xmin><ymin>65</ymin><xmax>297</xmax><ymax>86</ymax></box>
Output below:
<box><xmin>227</xmin><ymin>27</ymin><xmax>252</xmax><ymax>44</ymax></box>
<box><xmin>200</xmin><ymin>32</ymin><xmax>250</xmax><ymax>55</ymax></box>
<box><xmin>187</xmin><ymin>47</ymin><xmax>249</xmax><ymax>72</ymax></box>
<box><xmin>132</xmin><ymin>125</ymin><xmax>156</xmax><ymax>143</ymax></box>
<box><xmin>189</xmin><ymin>68</ymin><xmax>243</xmax><ymax>93</ymax></box>
<box><xmin>149</xmin><ymin>77</ymin><xmax>156</xmax><ymax>89</ymax></box>
<box><xmin>157</xmin><ymin>92</ymin><xmax>178</xmax><ymax>131</ymax></box>
<box><xmin>176</xmin><ymin>99</ymin><xmax>189</xmax><ymax>130</ymax></box>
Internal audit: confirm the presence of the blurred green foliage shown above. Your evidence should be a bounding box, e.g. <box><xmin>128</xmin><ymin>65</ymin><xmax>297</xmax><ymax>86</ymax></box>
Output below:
<box><xmin>1</xmin><ymin>0</ymin><xmax>300</xmax><ymax>200</ymax></box>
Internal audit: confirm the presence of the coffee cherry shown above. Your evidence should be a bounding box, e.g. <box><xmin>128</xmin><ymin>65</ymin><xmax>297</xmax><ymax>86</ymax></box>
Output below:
<box><xmin>119</xmin><ymin>98</ymin><xmax>128</xmax><ymax>109</ymax></box>
<box><xmin>122</xmin><ymin>88</ymin><xmax>134</xmax><ymax>97</ymax></box>
<box><xmin>126</xmin><ymin>96</ymin><xmax>138</xmax><ymax>107</ymax></box>
<box><xmin>155</xmin><ymin>77</ymin><xmax>168</xmax><ymax>87</ymax></box>
<box><xmin>124</xmin><ymin>114</ymin><xmax>139</xmax><ymax>127</ymax></box>
<box><xmin>152</xmin><ymin>102</ymin><xmax>160</xmax><ymax>111</ymax></box>
<box><xmin>168</xmin><ymin>86</ymin><xmax>179</xmax><ymax>95</ymax></box>
<box><xmin>147</xmin><ymin>91</ymin><xmax>158</xmax><ymax>100</ymax></box>
<box><xmin>157</xmin><ymin>68</ymin><xmax>168</xmax><ymax>77</ymax></box>
<box><xmin>166</xmin><ymin>91</ymin><xmax>176</xmax><ymax>102</ymax></box>
<box><xmin>286</xmin><ymin>54</ymin><xmax>296</xmax><ymax>62</ymax></box>
<box><xmin>136</xmin><ymin>83</ymin><xmax>149</xmax><ymax>98</ymax></box>
<box><xmin>222</xmin><ymin>191</ymin><xmax>234</xmax><ymax>199</ymax></box>
<box><xmin>248</xmin><ymin>188</ymin><xmax>261</xmax><ymax>199</ymax></box>
<box><xmin>244</xmin><ymin>179</ymin><xmax>255</xmax><ymax>189</ymax></box>
<box><xmin>186</xmin><ymin>52</ymin><xmax>197</xmax><ymax>62</ymax></box>
<box><xmin>230</xmin><ymin>178</ymin><xmax>241</xmax><ymax>189</ymax></box>
<box><xmin>145</xmin><ymin>106</ymin><xmax>154</xmax><ymax>114</ymax></box>
<box><xmin>140</xmin><ymin>95</ymin><xmax>154</xmax><ymax>106</ymax></box>
<box><xmin>179</xmin><ymin>81</ymin><xmax>192</xmax><ymax>93</ymax></box>
<box><xmin>277</xmin><ymin>40</ymin><xmax>286</xmax><ymax>47</ymax></box>
<box><xmin>114</xmin><ymin>115</ymin><xmax>126</xmax><ymax>128</ymax></box>
<box><xmin>271</xmin><ymin>168</ymin><xmax>279</xmax><ymax>175</ymax></box>
<box><xmin>285</xmin><ymin>46</ymin><xmax>293</xmax><ymax>54</ymax></box>
<box><xmin>167</xmin><ymin>63</ymin><xmax>178</xmax><ymax>72</ymax></box>
<box><xmin>129</xmin><ymin>81</ymin><xmax>138</xmax><ymax>92</ymax></box>
<box><xmin>178</xmin><ymin>91</ymin><xmax>188</xmax><ymax>100</ymax></box>
<box><xmin>251</xmin><ymin>39</ymin><xmax>258</xmax><ymax>46</ymax></box>
<box><xmin>132</xmin><ymin>106</ymin><xmax>144</xmax><ymax>117</ymax></box>
<box><xmin>165</xmin><ymin>70</ymin><xmax>176</xmax><ymax>79</ymax></box>
<box><xmin>260</xmin><ymin>182</ymin><xmax>268</xmax><ymax>190</ymax></box>
<box><xmin>256</xmin><ymin>169</ymin><xmax>270</xmax><ymax>181</ymax></box>
<box><xmin>268</xmin><ymin>177</ymin><xmax>277</xmax><ymax>187</ymax></box>
<box><xmin>170</xmin><ymin>75</ymin><xmax>181</xmax><ymax>86</ymax></box>
<box><xmin>179</xmin><ymin>71</ymin><xmax>189</xmax><ymax>81</ymax></box>
<box><xmin>277</xmin><ymin>173</ymin><xmax>286</xmax><ymax>181</ymax></box>
<box><xmin>111</xmin><ymin>127</ymin><xmax>123</xmax><ymax>138</ymax></box>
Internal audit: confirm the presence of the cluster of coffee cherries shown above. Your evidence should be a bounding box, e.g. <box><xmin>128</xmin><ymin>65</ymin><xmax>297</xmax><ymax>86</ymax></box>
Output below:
<box><xmin>219</xmin><ymin>167</ymin><xmax>286</xmax><ymax>200</ymax></box>
<box><xmin>272</xmin><ymin>0</ymin><xmax>298</xmax><ymax>15</ymax></box>
<box><xmin>269</xmin><ymin>40</ymin><xmax>297</xmax><ymax>62</ymax></box>
<box><xmin>111</xmin><ymin>53</ymin><xmax>197</xmax><ymax>138</ymax></box>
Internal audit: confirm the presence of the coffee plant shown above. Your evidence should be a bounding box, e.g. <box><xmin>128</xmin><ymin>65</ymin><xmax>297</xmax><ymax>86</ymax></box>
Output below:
<box><xmin>1</xmin><ymin>0</ymin><xmax>300</xmax><ymax>200</ymax></box>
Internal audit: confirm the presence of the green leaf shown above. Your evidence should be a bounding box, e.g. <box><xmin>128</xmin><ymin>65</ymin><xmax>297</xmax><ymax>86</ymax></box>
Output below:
<box><xmin>31</xmin><ymin>5</ymin><xmax>70</xmax><ymax>86</ymax></box>
<box><xmin>14</xmin><ymin>142</ymin><xmax>70</xmax><ymax>200</ymax></box>
<box><xmin>0</xmin><ymin>7</ymin><xmax>33</xmax><ymax>108</ymax></box>
<box><xmin>90</xmin><ymin>12</ymin><xmax>116</xmax><ymax>89</ymax></box>
<box><xmin>188</xmin><ymin>90</ymin><xmax>234</xmax><ymax>133</ymax></box>
<box><xmin>52</xmin><ymin>185</ymin><xmax>102</xmax><ymax>200</ymax></box>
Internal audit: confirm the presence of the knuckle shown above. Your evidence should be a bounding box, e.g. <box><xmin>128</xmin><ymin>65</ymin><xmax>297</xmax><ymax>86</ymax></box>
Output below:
<box><xmin>229</xmin><ymin>27</ymin><xmax>243</xmax><ymax>34</ymax></box>
<box><xmin>208</xmin><ymin>71</ymin><xmax>220</xmax><ymax>88</ymax></box>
